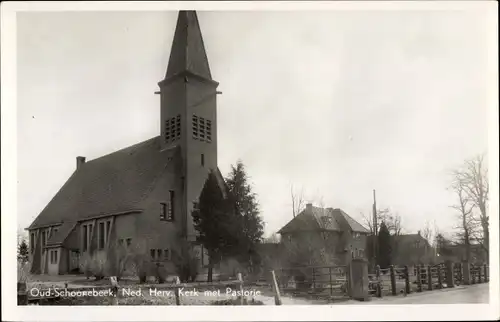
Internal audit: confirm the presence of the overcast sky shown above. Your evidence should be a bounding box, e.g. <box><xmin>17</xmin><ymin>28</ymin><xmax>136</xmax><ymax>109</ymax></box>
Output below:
<box><xmin>17</xmin><ymin>8</ymin><xmax>494</xmax><ymax>238</ymax></box>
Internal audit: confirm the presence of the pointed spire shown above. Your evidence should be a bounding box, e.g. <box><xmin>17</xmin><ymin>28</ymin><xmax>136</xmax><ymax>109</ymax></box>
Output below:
<box><xmin>165</xmin><ymin>11</ymin><xmax>212</xmax><ymax>80</ymax></box>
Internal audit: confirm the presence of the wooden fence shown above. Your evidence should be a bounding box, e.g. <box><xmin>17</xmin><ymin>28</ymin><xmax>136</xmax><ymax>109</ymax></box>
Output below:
<box><xmin>369</xmin><ymin>262</ymin><xmax>489</xmax><ymax>298</ymax></box>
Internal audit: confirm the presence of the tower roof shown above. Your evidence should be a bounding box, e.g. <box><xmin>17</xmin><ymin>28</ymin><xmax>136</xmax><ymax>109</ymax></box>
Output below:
<box><xmin>165</xmin><ymin>11</ymin><xmax>212</xmax><ymax>80</ymax></box>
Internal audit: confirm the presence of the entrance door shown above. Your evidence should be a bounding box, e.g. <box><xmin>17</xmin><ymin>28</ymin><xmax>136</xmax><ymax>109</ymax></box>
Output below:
<box><xmin>69</xmin><ymin>250</ymin><xmax>80</xmax><ymax>273</ymax></box>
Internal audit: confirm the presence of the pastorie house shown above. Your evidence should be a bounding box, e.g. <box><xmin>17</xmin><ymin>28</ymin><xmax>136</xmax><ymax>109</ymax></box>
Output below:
<box><xmin>278</xmin><ymin>203</ymin><xmax>370</xmax><ymax>265</ymax></box>
<box><xmin>26</xmin><ymin>11</ymin><xmax>226</xmax><ymax>275</ymax></box>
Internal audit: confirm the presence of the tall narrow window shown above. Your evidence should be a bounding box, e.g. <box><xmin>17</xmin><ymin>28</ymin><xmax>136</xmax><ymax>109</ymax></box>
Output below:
<box><xmin>157</xmin><ymin>249</ymin><xmax>163</xmax><ymax>260</ymax></box>
<box><xmin>106</xmin><ymin>221</ymin><xmax>111</xmax><ymax>245</ymax></box>
<box><xmin>83</xmin><ymin>225</ymin><xmax>88</xmax><ymax>251</ymax></box>
<box><xmin>150</xmin><ymin>249</ymin><xmax>155</xmax><ymax>260</ymax></box>
<box><xmin>98</xmin><ymin>222</ymin><xmax>105</xmax><ymax>249</ymax></box>
<box><xmin>168</xmin><ymin>190</ymin><xmax>175</xmax><ymax>221</ymax></box>
<box><xmin>201</xmin><ymin>154</ymin><xmax>205</xmax><ymax>167</ymax></box>
<box><xmin>30</xmin><ymin>232</ymin><xmax>35</xmax><ymax>254</ymax></box>
<box><xmin>126</xmin><ymin>238</ymin><xmax>132</xmax><ymax>247</ymax></box>
<box><xmin>206</xmin><ymin>120</ymin><xmax>212</xmax><ymax>142</ymax></box>
<box><xmin>192</xmin><ymin>114</ymin><xmax>212</xmax><ymax>143</ymax></box>
<box><xmin>160</xmin><ymin>203</ymin><xmax>167</xmax><ymax>221</ymax></box>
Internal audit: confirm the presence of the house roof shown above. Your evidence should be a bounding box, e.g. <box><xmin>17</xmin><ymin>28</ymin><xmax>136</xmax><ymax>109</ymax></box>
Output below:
<box><xmin>393</xmin><ymin>233</ymin><xmax>431</xmax><ymax>247</ymax></box>
<box><xmin>278</xmin><ymin>206</ymin><xmax>369</xmax><ymax>234</ymax></box>
<box><xmin>28</xmin><ymin>137</ymin><xmax>179</xmax><ymax>230</ymax></box>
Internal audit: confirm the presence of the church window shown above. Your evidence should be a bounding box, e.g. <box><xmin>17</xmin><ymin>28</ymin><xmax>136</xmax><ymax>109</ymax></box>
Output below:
<box><xmin>50</xmin><ymin>250</ymin><xmax>58</xmax><ymax>264</ymax></box>
<box><xmin>160</xmin><ymin>202</ymin><xmax>167</xmax><ymax>221</ymax></box>
<box><xmin>83</xmin><ymin>225</ymin><xmax>88</xmax><ymax>251</ymax></box>
<box><xmin>192</xmin><ymin>114</ymin><xmax>212</xmax><ymax>143</ymax></box>
<box><xmin>98</xmin><ymin>222</ymin><xmax>105</xmax><ymax>249</ymax></box>
<box><xmin>41</xmin><ymin>230</ymin><xmax>47</xmax><ymax>247</ymax></box>
<box><xmin>206</xmin><ymin>120</ymin><xmax>212</xmax><ymax>142</ymax></box>
<box><xmin>168</xmin><ymin>190</ymin><xmax>175</xmax><ymax>221</ymax></box>
<box><xmin>165</xmin><ymin>115</ymin><xmax>181</xmax><ymax>143</ymax></box>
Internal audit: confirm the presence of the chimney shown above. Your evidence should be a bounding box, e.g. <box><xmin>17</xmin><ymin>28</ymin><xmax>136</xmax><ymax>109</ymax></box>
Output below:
<box><xmin>306</xmin><ymin>203</ymin><xmax>313</xmax><ymax>212</ymax></box>
<box><xmin>76</xmin><ymin>156</ymin><xmax>86</xmax><ymax>169</ymax></box>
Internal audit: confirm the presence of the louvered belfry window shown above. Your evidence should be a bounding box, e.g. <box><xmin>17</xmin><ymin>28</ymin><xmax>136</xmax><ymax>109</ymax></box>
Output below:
<box><xmin>192</xmin><ymin>114</ymin><xmax>212</xmax><ymax>142</ymax></box>
<box><xmin>165</xmin><ymin>115</ymin><xmax>181</xmax><ymax>142</ymax></box>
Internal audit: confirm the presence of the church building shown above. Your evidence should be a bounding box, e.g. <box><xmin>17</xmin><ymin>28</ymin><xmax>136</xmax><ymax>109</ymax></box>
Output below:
<box><xmin>26</xmin><ymin>11</ymin><xmax>226</xmax><ymax>275</ymax></box>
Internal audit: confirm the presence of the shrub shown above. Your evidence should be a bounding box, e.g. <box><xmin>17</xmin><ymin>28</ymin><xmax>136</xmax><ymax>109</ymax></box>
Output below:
<box><xmin>128</xmin><ymin>239</ymin><xmax>149</xmax><ymax>283</ymax></box>
<box><xmin>17</xmin><ymin>261</ymin><xmax>30</xmax><ymax>284</ymax></box>
<box><xmin>106</xmin><ymin>242</ymin><xmax>130</xmax><ymax>281</ymax></box>
<box><xmin>172</xmin><ymin>242</ymin><xmax>199</xmax><ymax>283</ymax></box>
<box><xmin>79</xmin><ymin>252</ymin><xmax>93</xmax><ymax>278</ymax></box>
<box><xmin>90</xmin><ymin>251</ymin><xmax>108</xmax><ymax>280</ymax></box>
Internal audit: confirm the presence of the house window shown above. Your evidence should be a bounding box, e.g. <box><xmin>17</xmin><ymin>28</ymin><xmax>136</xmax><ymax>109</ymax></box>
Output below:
<box><xmin>157</xmin><ymin>249</ymin><xmax>163</xmax><ymax>260</ymax></box>
<box><xmin>98</xmin><ymin>222</ymin><xmax>105</xmax><ymax>249</ymax></box>
<box><xmin>192</xmin><ymin>114</ymin><xmax>212</xmax><ymax>143</ymax></box>
<box><xmin>30</xmin><ymin>232</ymin><xmax>35</xmax><ymax>254</ymax></box>
<box><xmin>201</xmin><ymin>154</ymin><xmax>205</xmax><ymax>166</ymax></box>
<box><xmin>164</xmin><ymin>249</ymin><xmax>170</xmax><ymax>260</ymax></box>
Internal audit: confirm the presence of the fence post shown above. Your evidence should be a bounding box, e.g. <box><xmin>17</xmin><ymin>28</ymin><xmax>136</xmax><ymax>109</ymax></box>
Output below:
<box><xmin>471</xmin><ymin>265</ymin><xmax>476</xmax><ymax>284</ymax></box>
<box><xmin>270</xmin><ymin>270</ymin><xmax>282</xmax><ymax>305</ymax></box>
<box><xmin>437</xmin><ymin>265</ymin><xmax>443</xmax><ymax>289</ymax></box>
<box><xmin>375</xmin><ymin>265</ymin><xmax>382</xmax><ymax>297</ymax></box>
<box><xmin>237</xmin><ymin>273</ymin><xmax>245</xmax><ymax>305</ymax></box>
<box><xmin>445</xmin><ymin>261</ymin><xmax>454</xmax><ymax>288</ymax></box>
<box><xmin>458</xmin><ymin>262</ymin><xmax>463</xmax><ymax>283</ymax></box>
<box><xmin>484</xmin><ymin>264</ymin><xmax>489</xmax><ymax>282</ymax></box>
<box><xmin>427</xmin><ymin>266</ymin><xmax>433</xmax><ymax>291</ymax></box>
<box><xmin>311</xmin><ymin>267</ymin><xmax>315</xmax><ymax>291</ymax></box>
<box><xmin>329</xmin><ymin>267</ymin><xmax>333</xmax><ymax>297</ymax></box>
<box><xmin>174</xmin><ymin>276</ymin><xmax>181</xmax><ymax>305</ymax></box>
<box><xmin>404</xmin><ymin>266</ymin><xmax>410</xmax><ymax>295</ymax></box>
<box><xmin>478</xmin><ymin>265</ymin><xmax>483</xmax><ymax>283</ymax></box>
<box><xmin>416</xmin><ymin>265</ymin><xmax>422</xmax><ymax>292</ymax></box>
<box><xmin>389</xmin><ymin>266</ymin><xmax>396</xmax><ymax>296</ymax></box>
<box><xmin>462</xmin><ymin>262</ymin><xmax>471</xmax><ymax>285</ymax></box>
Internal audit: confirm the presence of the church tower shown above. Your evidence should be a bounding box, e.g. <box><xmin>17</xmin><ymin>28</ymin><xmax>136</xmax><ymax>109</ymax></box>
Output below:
<box><xmin>158</xmin><ymin>11</ymin><xmax>220</xmax><ymax>241</ymax></box>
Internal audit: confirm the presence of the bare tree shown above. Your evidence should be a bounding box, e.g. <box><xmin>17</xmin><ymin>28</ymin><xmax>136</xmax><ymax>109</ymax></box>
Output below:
<box><xmin>449</xmin><ymin>174</ymin><xmax>476</xmax><ymax>262</ymax></box>
<box><xmin>451</xmin><ymin>154</ymin><xmax>489</xmax><ymax>262</ymax></box>
<box><xmin>291</xmin><ymin>184</ymin><xmax>305</xmax><ymax>218</ymax></box>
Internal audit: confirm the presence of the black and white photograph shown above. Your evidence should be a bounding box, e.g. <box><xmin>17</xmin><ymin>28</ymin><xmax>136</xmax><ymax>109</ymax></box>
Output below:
<box><xmin>1</xmin><ymin>1</ymin><xmax>498</xmax><ymax>321</ymax></box>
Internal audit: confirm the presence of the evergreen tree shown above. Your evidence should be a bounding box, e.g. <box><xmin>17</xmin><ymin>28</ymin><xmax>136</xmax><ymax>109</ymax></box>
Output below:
<box><xmin>18</xmin><ymin>238</ymin><xmax>29</xmax><ymax>263</ymax></box>
<box><xmin>192</xmin><ymin>171</ymin><xmax>237</xmax><ymax>281</ymax></box>
<box><xmin>225</xmin><ymin>161</ymin><xmax>265</xmax><ymax>271</ymax></box>
<box><xmin>377</xmin><ymin>222</ymin><xmax>392</xmax><ymax>269</ymax></box>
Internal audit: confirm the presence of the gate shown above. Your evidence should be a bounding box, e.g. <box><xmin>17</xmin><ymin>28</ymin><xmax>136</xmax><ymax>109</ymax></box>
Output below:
<box><xmin>272</xmin><ymin>265</ymin><xmax>350</xmax><ymax>301</ymax></box>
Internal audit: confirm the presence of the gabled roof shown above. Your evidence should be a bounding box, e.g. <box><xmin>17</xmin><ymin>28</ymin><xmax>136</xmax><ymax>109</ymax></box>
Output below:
<box><xmin>394</xmin><ymin>233</ymin><xmax>430</xmax><ymax>246</ymax></box>
<box><xmin>278</xmin><ymin>206</ymin><xmax>369</xmax><ymax>234</ymax></box>
<box><xmin>28</xmin><ymin>137</ymin><xmax>179</xmax><ymax>230</ymax></box>
<box><xmin>47</xmin><ymin>221</ymin><xmax>77</xmax><ymax>246</ymax></box>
